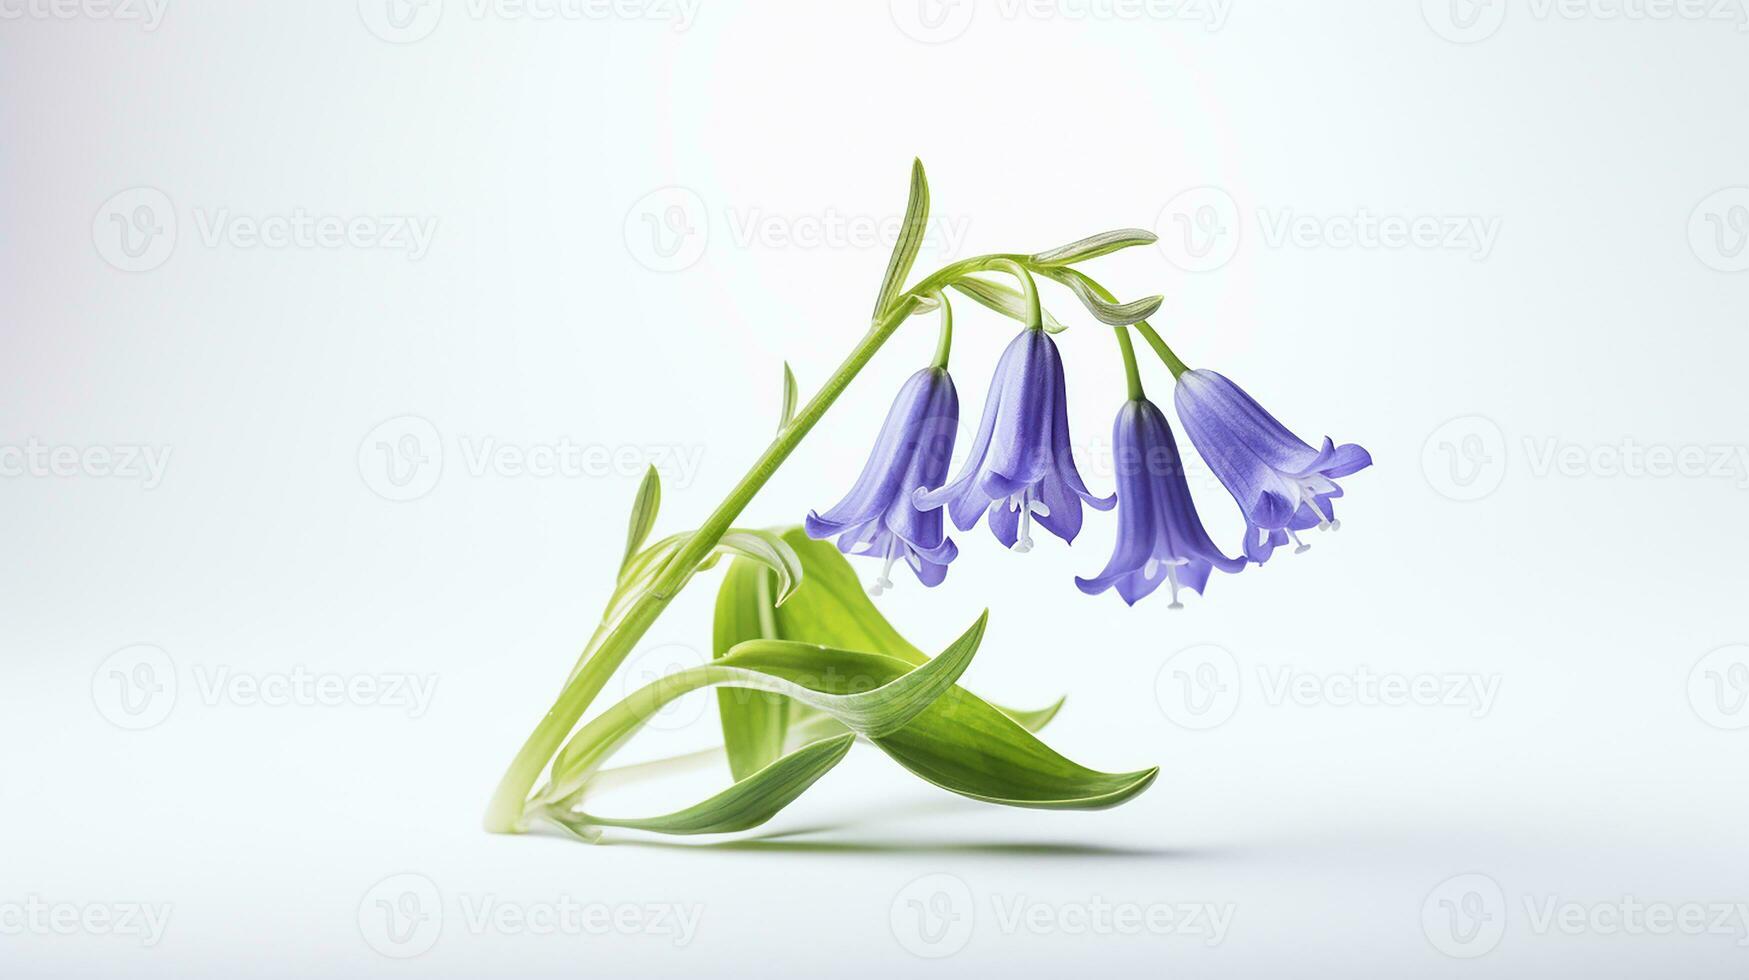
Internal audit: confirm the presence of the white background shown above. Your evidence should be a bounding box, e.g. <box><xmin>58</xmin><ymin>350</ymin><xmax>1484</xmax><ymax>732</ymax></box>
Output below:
<box><xmin>4</xmin><ymin>1</ymin><xmax>1749</xmax><ymax>976</ymax></box>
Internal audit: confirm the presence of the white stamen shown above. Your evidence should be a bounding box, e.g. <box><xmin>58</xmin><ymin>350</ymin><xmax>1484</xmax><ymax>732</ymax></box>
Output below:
<box><xmin>1287</xmin><ymin>528</ymin><xmax>1311</xmax><ymax>554</ymax></box>
<box><xmin>1165</xmin><ymin>561</ymin><xmax>1184</xmax><ymax>610</ymax></box>
<box><xmin>1006</xmin><ymin>486</ymin><xmax>1050</xmax><ymax>553</ymax></box>
<box><xmin>1298</xmin><ymin>478</ymin><xmax>1341</xmax><ymax>531</ymax></box>
<box><xmin>1142</xmin><ymin>558</ymin><xmax>1161</xmax><ymax>581</ymax></box>
<box><xmin>868</xmin><ymin>537</ymin><xmax>899</xmax><ymax>596</ymax></box>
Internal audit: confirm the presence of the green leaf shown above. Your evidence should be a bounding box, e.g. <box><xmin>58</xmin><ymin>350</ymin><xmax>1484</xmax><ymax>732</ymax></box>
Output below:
<box><xmin>870</xmin><ymin>159</ymin><xmax>929</xmax><ymax>323</ymax></box>
<box><xmin>1031</xmin><ymin>228</ymin><xmax>1157</xmax><ymax>267</ymax></box>
<box><xmin>949</xmin><ymin>276</ymin><xmax>1071</xmax><ymax>334</ymax></box>
<box><xmin>545</xmin><ymin>614</ymin><xmax>987</xmax><ymax>802</ymax></box>
<box><xmin>554</xmin><ymin>734</ymin><xmax>855</xmax><ymax>837</ymax></box>
<box><xmin>1041</xmin><ymin>267</ymin><xmax>1162</xmax><ymax>326</ymax></box>
<box><xmin>606</xmin><ymin>527</ymin><xmax>802</xmax><ymax>629</ymax></box>
<box><xmin>715</xmin><ymin>529</ymin><xmax>803</xmax><ymax>607</ymax></box>
<box><xmin>620</xmin><ymin>466</ymin><xmax>661</xmax><ymax>572</ymax></box>
<box><xmin>778</xmin><ymin>362</ymin><xmax>798</xmax><ymax>432</ymax></box>
<box><xmin>713</xmin><ymin>560</ymin><xmax>787</xmax><ymax>782</ymax></box>
<box><xmin>769</xmin><ymin>529</ymin><xmax>1064</xmax><ymax>731</ymax></box>
<box><xmin>728</xmin><ymin>647</ymin><xmax>1157</xmax><ymax>811</ymax></box>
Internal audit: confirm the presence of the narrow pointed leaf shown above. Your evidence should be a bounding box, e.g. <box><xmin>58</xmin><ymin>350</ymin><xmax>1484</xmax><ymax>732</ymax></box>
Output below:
<box><xmin>547</xmin><ymin>615</ymin><xmax>985</xmax><ymax>799</ymax></box>
<box><xmin>778</xmin><ymin>362</ymin><xmax>798</xmax><ymax>432</ymax></box>
<box><xmin>1031</xmin><ymin>228</ymin><xmax>1157</xmax><ymax>266</ymax></box>
<box><xmin>620</xmin><ymin>466</ymin><xmax>662</xmax><ymax>572</ymax></box>
<box><xmin>770</xmin><ymin>529</ymin><xmax>1065</xmax><ymax>730</ymax></box>
<box><xmin>1043</xmin><ymin>267</ymin><xmax>1163</xmax><ymax>326</ymax></box>
<box><xmin>733</xmin><ymin>648</ymin><xmax>1158</xmax><ymax>810</ymax></box>
<box><xmin>557</xmin><ymin>734</ymin><xmax>854</xmax><ymax>837</ymax></box>
<box><xmin>870</xmin><ymin>159</ymin><xmax>929</xmax><ymax>323</ymax></box>
<box><xmin>949</xmin><ymin>276</ymin><xmax>1071</xmax><ymax>334</ymax></box>
<box><xmin>715</xmin><ymin>529</ymin><xmax>804</xmax><ymax>606</ymax></box>
<box><xmin>713</xmin><ymin>561</ymin><xmax>788</xmax><ymax>781</ymax></box>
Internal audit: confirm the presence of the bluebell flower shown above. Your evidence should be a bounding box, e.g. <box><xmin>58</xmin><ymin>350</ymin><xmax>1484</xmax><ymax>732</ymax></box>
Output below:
<box><xmin>805</xmin><ymin>367</ymin><xmax>960</xmax><ymax>593</ymax></box>
<box><xmin>1075</xmin><ymin>399</ymin><xmax>1244</xmax><ymax>608</ymax></box>
<box><xmin>915</xmin><ymin>329</ymin><xmax>1113</xmax><ymax>551</ymax></box>
<box><xmin>1173</xmin><ymin>369</ymin><xmax>1372</xmax><ymax>563</ymax></box>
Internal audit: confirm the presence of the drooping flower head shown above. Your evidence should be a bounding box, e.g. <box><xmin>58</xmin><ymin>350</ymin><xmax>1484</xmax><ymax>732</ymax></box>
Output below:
<box><xmin>1075</xmin><ymin>398</ymin><xmax>1244</xmax><ymax>608</ymax></box>
<box><xmin>1172</xmin><ymin>369</ymin><xmax>1372</xmax><ymax>564</ymax></box>
<box><xmin>915</xmin><ymin>329</ymin><xmax>1113</xmax><ymax>551</ymax></box>
<box><xmin>805</xmin><ymin>367</ymin><xmax>959</xmax><ymax>593</ymax></box>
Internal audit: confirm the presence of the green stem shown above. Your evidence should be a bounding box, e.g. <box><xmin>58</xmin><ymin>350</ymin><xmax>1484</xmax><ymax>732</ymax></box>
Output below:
<box><xmin>1133</xmin><ymin>322</ymin><xmax>1190</xmax><ymax>379</ymax></box>
<box><xmin>991</xmin><ymin>258</ymin><xmax>1043</xmax><ymax>330</ymax></box>
<box><xmin>1113</xmin><ymin>326</ymin><xmax>1144</xmax><ymax>401</ymax></box>
<box><xmin>929</xmin><ymin>291</ymin><xmax>953</xmax><ymax>370</ymax></box>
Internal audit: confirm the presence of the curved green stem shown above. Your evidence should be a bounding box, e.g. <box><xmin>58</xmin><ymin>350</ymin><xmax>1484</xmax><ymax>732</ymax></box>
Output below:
<box><xmin>1113</xmin><ymin>326</ymin><xmax>1144</xmax><ymax>401</ymax></box>
<box><xmin>991</xmin><ymin>258</ymin><xmax>1043</xmax><ymax>330</ymax></box>
<box><xmin>1132</xmin><ymin>321</ymin><xmax>1190</xmax><ymax>379</ymax></box>
<box><xmin>929</xmin><ymin>291</ymin><xmax>953</xmax><ymax>370</ymax></box>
